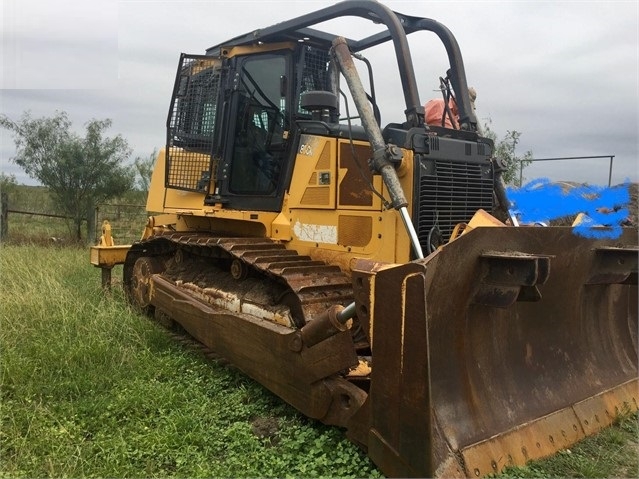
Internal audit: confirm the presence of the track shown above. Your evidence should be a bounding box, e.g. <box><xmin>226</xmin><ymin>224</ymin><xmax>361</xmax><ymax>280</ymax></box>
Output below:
<box><xmin>123</xmin><ymin>232</ymin><xmax>355</xmax><ymax>328</ymax></box>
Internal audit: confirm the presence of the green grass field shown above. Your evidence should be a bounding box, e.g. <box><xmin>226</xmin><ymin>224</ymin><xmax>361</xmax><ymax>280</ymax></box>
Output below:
<box><xmin>0</xmin><ymin>245</ymin><xmax>636</xmax><ymax>478</ymax></box>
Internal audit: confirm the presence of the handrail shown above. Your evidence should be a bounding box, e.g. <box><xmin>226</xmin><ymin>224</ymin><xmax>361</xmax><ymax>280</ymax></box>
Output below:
<box><xmin>205</xmin><ymin>0</ymin><xmax>477</xmax><ymax>129</ymax></box>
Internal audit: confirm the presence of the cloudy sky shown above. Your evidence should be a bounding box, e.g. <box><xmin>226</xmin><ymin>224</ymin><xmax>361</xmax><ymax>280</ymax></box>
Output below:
<box><xmin>1</xmin><ymin>0</ymin><xmax>637</xmax><ymax>186</ymax></box>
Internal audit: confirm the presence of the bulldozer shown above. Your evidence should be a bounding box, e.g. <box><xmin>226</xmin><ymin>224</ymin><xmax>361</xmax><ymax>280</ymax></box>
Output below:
<box><xmin>91</xmin><ymin>1</ymin><xmax>637</xmax><ymax>476</ymax></box>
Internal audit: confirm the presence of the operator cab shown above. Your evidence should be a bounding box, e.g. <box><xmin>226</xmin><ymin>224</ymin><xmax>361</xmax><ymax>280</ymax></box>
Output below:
<box><xmin>166</xmin><ymin>43</ymin><xmax>345</xmax><ymax>212</ymax></box>
<box><xmin>163</xmin><ymin>0</ymin><xmax>496</xmax><ymax>249</ymax></box>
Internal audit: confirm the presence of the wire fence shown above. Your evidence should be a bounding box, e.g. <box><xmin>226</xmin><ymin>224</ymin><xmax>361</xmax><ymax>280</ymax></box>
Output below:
<box><xmin>0</xmin><ymin>194</ymin><xmax>147</xmax><ymax>245</ymax></box>
<box><xmin>519</xmin><ymin>155</ymin><xmax>615</xmax><ymax>187</ymax></box>
<box><xmin>94</xmin><ymin>203</ymin><xmax>147</xmax><ymax>245</ymax></box>
<box><xmin>1</xmin><ymin>196</ymin><xmax>78</xmax><ymax>243</ymax></box>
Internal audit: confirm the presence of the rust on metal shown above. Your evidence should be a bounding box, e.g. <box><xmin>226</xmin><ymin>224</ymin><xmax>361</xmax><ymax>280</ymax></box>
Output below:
<box><xmin>460</xmin><ymin>406</ymin><xmax>587</xmax><ymax>476</ymax></box>
<box><xmin>473</xmin><ymin>251</ymin><xmax>551</xmax><ymax>307</ymax></box>
<box><xmin>300</xmin><ymin>304</ymin><xmax>350</xmax><ymax>348</ymax></box>
<box><xmin>354</xmin><ymin>226</ymin><xmax>638</xmax><ymax>477</ymax></box>
<box><xmin>150</xmin><ymin>273</ymin><xmax>360</xmax><ymax>423</ymax></box>
<box><xmin>338</xmin><ymin>142</ymin><xmax>375</xmax><ymax>208</ymax></box>
<box><xmin>587</xmin><ymin>245</ymin><xmax>638</xmax><ymax>285</ymax></box>
<box><xmin>461</xmin><ymin>378</ymin><xmax>638</xmax><ymax>476</ymax></box>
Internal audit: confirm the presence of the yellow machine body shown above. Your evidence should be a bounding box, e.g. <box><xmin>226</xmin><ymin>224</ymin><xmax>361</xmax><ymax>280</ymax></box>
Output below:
<box><xmin>145</xmin><ymin>141</ymin><xmax>413</xmax><ymax>269</ymax></box>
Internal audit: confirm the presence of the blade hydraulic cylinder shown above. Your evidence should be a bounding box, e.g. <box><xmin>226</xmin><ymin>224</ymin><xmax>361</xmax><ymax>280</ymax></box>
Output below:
<box><xmin>332</xmin><ymin>36</ymin><xmax>424</xmax><ymax>260</ymax></box>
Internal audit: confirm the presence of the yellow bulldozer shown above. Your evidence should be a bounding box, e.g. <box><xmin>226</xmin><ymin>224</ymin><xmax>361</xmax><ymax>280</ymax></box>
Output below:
<box><xmin>91</xmin><ymin>1</ymin><xmax>637</xmax><ymax>476</ymax></box>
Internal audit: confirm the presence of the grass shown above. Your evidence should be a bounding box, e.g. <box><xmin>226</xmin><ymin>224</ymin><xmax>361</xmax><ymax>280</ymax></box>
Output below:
<box><xmin>494</xmin><ymin>411</ymin><xmax>638</xmax><ymax>478</ymax></box>
<box><xmin>1</xmin><ymin>244</ymin><xmax>637</xmax><ymax>478</ymax></box>
<box><xmin>0</xmin><ymin>245</ymin><xmax>380</xmax><ymax>478</ymax></box>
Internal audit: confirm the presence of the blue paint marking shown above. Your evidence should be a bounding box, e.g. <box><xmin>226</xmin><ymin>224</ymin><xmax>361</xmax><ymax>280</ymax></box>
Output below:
<box><xmin>506</xmin><ymin>179</ymin><xmax>631</xmax><ymax>239</ymax></box>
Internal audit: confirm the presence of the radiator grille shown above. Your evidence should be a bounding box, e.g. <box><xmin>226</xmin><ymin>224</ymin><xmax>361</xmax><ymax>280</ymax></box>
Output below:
<box><xmin>416</xmin><ymin>160</ymin><xmax>494</xmax><ymax>246</ymax></box>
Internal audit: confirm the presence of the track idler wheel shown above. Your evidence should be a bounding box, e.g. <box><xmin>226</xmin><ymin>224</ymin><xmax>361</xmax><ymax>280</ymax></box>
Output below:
<box><xmin>131</xmin><ymin>256</ymin><xmax>163</xmax><ymax>312</ymax></box>
<box><xmin>230</xmin><ymin>258</ymin><xmax>249</xmax><ymax>280</ymax></box>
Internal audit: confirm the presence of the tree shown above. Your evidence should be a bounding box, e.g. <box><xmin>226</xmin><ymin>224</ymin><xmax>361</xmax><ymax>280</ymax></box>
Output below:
<box><xmin>482</xmin><ymin>118</ymin><xmax>533</xmax><ymax>186</ymax></box>
<box><xmin>0</xmin><ymin>111</ymin><xmax>134</xmax><ymax>241</ymax></box>
<box><xmin>0</xmin><ymin>172</ymin><xmax>18</xmax><ymax>194</ymax></box>
<box><xmin>133</xmin><ymin>149</ymin><xmax>157</xmax><ymax>196</ymax></box>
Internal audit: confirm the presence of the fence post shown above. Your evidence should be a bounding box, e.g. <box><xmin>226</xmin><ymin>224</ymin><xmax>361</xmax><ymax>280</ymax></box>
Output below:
<box><xmin>608</xmin><ymin>156</ymin><xmax>614</xmax><ymax>187</ymax></box>
<box><xmin>0</xmin><ymin>192</ymin><xmax>7</xmax><ymax>240</ymax></box>
<box><xmin>94</xmin><ymin>206</ymin><xmax>100</xmax><ymax>244</ymax></box>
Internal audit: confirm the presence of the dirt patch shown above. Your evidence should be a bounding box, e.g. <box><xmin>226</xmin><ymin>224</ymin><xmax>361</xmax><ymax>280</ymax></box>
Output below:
<box><xmin>251</xmin><ymin>416</ymin><xmax>280</xmax><ymax>446</ymax></box>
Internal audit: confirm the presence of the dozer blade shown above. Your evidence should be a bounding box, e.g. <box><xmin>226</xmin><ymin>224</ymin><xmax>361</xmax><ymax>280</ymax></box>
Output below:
<box><xmin>351</xmin><ymin>226</ymin><xmax>637</xmax><ymax>478</ymax></box>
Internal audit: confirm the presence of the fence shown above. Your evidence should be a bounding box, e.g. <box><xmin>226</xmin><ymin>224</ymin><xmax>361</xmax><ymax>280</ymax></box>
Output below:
<box><xmin>519</xmin><ymin>155</ymin><xmax>615</xmax><ymax>187</ymax></box>
<box><xmin>1</xmin><ymin>197</ymin><xmax>79</xmax><ymax>242</ymax></box>
<box><xmin>1</xmin><ymin>193</ymin><xmax>7</xmax><ymax>240</ymax></box>
<box><xmin>94</xmin><ymin>203</ymin><xmax>147</xmax><ymax>245</ymax></box>
<box><xmin>0</xmin><ymin>194</ymin><xmax>146</xmax><ymax>245</ymax></box>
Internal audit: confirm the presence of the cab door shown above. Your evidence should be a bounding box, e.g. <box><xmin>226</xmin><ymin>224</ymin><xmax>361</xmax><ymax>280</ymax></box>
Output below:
<box><xmin>217</xmin><ymin>52</ymin><xmax>291</xmax><ymax>211</ymax></box>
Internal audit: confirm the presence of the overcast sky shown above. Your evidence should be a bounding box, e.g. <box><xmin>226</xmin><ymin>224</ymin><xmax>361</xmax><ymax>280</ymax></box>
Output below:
<box><xmin>1</xmin><ymin>0</ymin><xmax>637</xmax><ymax>187</ymax></box>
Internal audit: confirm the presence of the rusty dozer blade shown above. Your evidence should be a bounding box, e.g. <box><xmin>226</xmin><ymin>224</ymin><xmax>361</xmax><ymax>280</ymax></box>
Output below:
<box><xmin>351</xmin><ymin>226</ymin><xmax>638</xmax><ymax>478</ymax></box>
